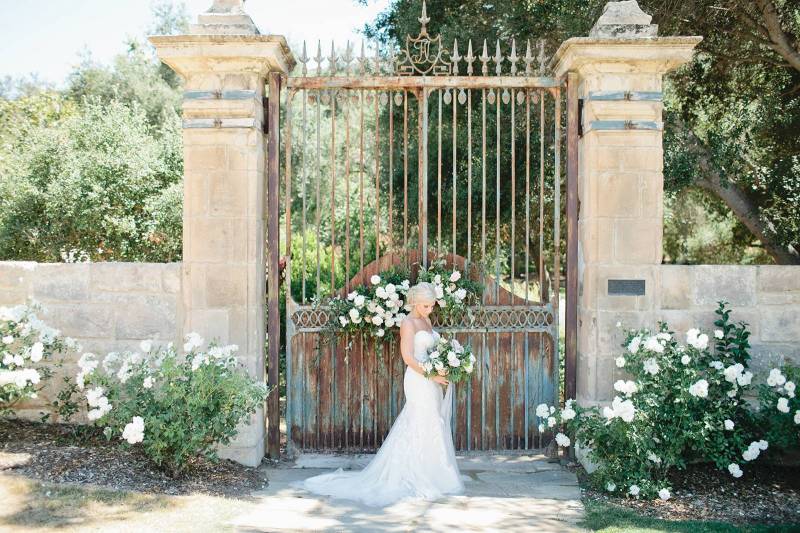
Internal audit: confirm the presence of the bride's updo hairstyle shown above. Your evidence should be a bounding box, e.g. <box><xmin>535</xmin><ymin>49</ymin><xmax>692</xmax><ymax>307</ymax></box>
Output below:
<box><xmin>406</xmin><ymin>282</ymin><xmax>436</xmax><ymax>307</ymax></box>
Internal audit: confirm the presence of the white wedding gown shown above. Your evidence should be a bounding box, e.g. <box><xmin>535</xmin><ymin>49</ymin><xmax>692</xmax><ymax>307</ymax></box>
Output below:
<box><xmin>293</xmin><ymin>329</ymin><xmax>465</xmax><ymax>507</ymax></box>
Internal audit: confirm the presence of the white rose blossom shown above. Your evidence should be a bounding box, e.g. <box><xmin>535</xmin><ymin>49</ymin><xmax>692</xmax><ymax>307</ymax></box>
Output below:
<box><xmin>688</xmin><ymin>379</ymin><xmax>709</xmax><ymax>398</ymax></box>
<box><xmin>30</xmin><ymin>342</ymin><xmax>44</xmax><ymax>362</ymax></box>
<box><xmin>555</xmin><ymin>433</ymin><xmax>571</xmax><ymax>447</ymax></box>
<box><xmin>627</xmin><ymin>336</ymin><xmax>641</xmax><ymax>354</ymax></box>
<box><xmin>658</xmin><ymin>488</ymin><xmax>671</xmax><ymax>501</ymax></box>
<box><xmin>615</xmin><ymin>356</ymin><xmax>626</xmax><ymax>368</ymax></box>
<box><xmin>613</xmin><ymin>379</ymin><xmax>637</xmax><ymax>396</ymax></box>
<box><xmin>603</xmin><ymin>396</ymin><xmax>636</xmax><ymax>423</ymax></box>
<box><xmin>121</xmin><ymin>416</ymin><xmax>145</xmax><ymax>444</ymax></box>
<box><xmin>370</xmin><ymin>275</ymin><xmax>381</xmax><ymax>285</ymax></box>
<box><xmin>724</xmin><ymin>419</ymin><xmax>735</xmax><ymax>430</ymax></box>
<box><xmin>643</xmin><ymin>336</ymin><xmax>665</xmax><ymax>353</ymax></box>
<box><xmin>767</xmin><ymin>368</ymin><xmax>786</xmax><ymax>387</ymax></box>
<box><xmin>643</xmin><ymin>358</ymin><xmax>660</xmax><ymax>376</ymax></box>
<box><xmin>628</xmin><ymin>485</ymin><xmax>640</xmax><ymax>497</ymax></box>
<box><xmin>714</xmin><ymin>329</ymin><xmax>724</xmax><ymax>339</ymax></box>
<box><xmin>728</xmin><ymin>463</ymin><xmax>743</xmax><ymax>478</ymax></box>
<box><xmin>777</xmin><ymin>397</ymin><xmax>790</xmax><ymax>413</ymax></box>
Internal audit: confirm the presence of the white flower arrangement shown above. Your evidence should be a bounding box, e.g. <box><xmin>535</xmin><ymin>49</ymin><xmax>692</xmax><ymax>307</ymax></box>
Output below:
<box><xmin>421</xmin><ymin>335</ymin><xmax>475</xmax><ymax>383</ymax></box>
<box><xmin>319</xmin><ymin>262</ymin><xmax>483</xmax><ymax>344</ymax></box>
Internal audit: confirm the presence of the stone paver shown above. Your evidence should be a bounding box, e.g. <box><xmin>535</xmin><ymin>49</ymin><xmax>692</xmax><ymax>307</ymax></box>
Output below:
<box><xmin>229</xmin><ymin>454</ymin><xmax>585</xmax><ymax>532</ymax></box>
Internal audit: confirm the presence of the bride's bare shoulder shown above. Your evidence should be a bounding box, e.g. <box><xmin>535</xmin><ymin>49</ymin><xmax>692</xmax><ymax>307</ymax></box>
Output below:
<box><xmin>399</xmin><ymin>318</ymin><xmax>418</xmax><ymax>336</ymax></box>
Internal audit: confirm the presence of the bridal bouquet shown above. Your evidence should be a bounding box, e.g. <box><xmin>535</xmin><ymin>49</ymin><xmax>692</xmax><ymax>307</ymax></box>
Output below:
<box><xmin>421</xmin><ymin>335</ymin><xmax>476</xmax><ymax>383</ymax></box>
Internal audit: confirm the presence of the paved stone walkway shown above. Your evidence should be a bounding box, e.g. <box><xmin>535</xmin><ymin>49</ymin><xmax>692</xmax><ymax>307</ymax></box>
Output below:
<box><xmin>230</xmin><ymin>453</ymin><xmax>585</xmax><ymax>532</ymax></box>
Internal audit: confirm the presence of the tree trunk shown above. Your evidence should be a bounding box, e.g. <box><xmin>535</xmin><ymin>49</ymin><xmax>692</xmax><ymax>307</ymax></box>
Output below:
<box><xmin>692</xmin><ymin>153</ymin><xmax>800</xmax><ymax>265</ymax></box>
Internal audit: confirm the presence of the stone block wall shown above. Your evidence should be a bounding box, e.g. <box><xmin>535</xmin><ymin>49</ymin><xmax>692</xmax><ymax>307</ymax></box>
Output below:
<box><xmin>584</xmin><ymin>264</ymin><xmax>800</xmax><ymax>403</ymax></box>
<box><xmin>0</xmin><ymin>261</ymin><xmax>182</xmax><ymax>421</ymax></box>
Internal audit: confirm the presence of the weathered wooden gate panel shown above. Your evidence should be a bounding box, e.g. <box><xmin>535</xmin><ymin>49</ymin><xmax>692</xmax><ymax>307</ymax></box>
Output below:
<box><xmin>278</xmin><ymin>3</ymin><xmax>571</xmax><ymax>453</ymax></box>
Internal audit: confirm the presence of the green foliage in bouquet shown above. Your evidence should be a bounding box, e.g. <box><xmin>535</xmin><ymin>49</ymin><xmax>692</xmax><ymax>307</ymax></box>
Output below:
<box><xmin>421</xmin><ymin>334</ymin><xmax>476</xmax><ymax>384</ymax></box>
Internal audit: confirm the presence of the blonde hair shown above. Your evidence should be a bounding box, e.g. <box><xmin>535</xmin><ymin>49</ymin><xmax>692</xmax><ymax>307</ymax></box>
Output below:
<box><xmin>406</xmin><ymin>282</ymin><xmax>436</xmax><ymax>306</ymax></box>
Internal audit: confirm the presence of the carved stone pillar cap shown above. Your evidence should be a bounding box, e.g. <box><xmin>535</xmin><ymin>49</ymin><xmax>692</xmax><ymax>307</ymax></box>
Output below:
<box><xmin>190</xmin><ymin>0</ymin><xmax>260</xmax><ymax>35</ymax></box>
<box><xmin>551</xmin><ymin>36</ymin><xmax>703</xmax><ymax>78</ymax></box>
<box><xmin>149</xmin><ymin>34</ymin><xmax>296</xmax><ymax>76</ymax></box>
<box><xmin>589</xmin><ymin>0</ymin><xmax>658</xmax><ymax>39</ymax></box>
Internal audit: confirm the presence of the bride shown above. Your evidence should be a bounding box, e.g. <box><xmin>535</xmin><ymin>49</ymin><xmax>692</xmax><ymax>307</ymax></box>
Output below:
<box><xmin>293</xmin><ymin>282</ymin><xmax>465</xmax><ymax>507</ymax></box>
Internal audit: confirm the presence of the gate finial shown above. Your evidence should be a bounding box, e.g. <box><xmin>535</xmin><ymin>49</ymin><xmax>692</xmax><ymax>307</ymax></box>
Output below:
<box><xmin>395</xmin><ymin>0</ymin><xmax>451</xmax><ymax>76</ymax></box>
<box><xmin>419</xmin><ymin>0</ymin><xmax>430</xmax><ymax>35</ymax></box>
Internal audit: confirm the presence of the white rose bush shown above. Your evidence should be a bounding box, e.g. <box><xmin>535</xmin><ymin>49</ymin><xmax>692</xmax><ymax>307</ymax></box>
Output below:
<box><xmin>0</xmin><ymin>303</ymin><xmax>79</xmax><ymax>416</ymax></box>
<box><xmin>75</xmin><ymin>334</ymin><xmax>268</xmax><ymax>473</ymax></box>
<box><xmin>536</xmin><ymin>301</ymin><xmax>784</xmax><ymax>500</ymax></box>
<box><xmin>318</xmin><ymin>260</ymin><xmax>483</xmax><ymax>344</ymax></box>
<box><xmin>756</xmin><ymin>364</ymin><xmax>800</xmax><ymax>451</ymax></box>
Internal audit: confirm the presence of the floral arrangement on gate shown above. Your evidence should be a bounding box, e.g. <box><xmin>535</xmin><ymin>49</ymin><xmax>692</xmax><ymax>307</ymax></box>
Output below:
<box><xmin>318</xmin><ymin>259</ymin><xmax>483</xmax><ymax>343</ymax></box>
<box><xmin>422</xmin><ymin>335</ymin><xmax>476</xmax><ymax>383</ymax></box>
<box><xmin>534</xmin><ymin>301</ymin><xmax>798</xmax><ymax>501</ymax></box>
<box><xmin>0</xmin><ymin>303</ymin><xmax>79</xmax><ymax>416</ymax></box>
<box><xmin>72</xmin><ymin>333</ymin><xmax>268</xmax><ymax>472</ymax></box>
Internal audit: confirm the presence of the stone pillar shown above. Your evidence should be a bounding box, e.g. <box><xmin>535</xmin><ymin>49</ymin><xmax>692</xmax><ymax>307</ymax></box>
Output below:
<box><xmin>149</xmin><ymin>1</ymin><xmax>294</xmax><ymax>465</ymax></box>
<box><xmin>552</xmin><ymin>1</ymin><xmax>700</xmax><ymax>405</ymax></box>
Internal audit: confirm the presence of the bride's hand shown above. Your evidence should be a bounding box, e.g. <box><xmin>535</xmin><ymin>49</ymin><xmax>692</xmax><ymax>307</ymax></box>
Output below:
<box><xmin>431</xmin><ymin>375</ymin><xmax>449</xmax><ymax>385</ymax></box>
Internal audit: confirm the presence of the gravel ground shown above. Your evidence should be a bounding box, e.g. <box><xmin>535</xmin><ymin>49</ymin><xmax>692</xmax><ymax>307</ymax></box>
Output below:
<box><xmin>0</xmin><ymin>419</ymin><xmax>268</xmax><ymax>497</ymax></box>
<box><xmin>579</xmin><ymin>460</ymin><xmax>800</xmax><ymax>526</ymax></box>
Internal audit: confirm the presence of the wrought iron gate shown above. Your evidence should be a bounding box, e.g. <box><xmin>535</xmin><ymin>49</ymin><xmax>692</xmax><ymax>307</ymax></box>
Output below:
<box><xmin>268</xmin><ymin>2</ymin><xmax>578</xmax><ymax>454</ymax></box>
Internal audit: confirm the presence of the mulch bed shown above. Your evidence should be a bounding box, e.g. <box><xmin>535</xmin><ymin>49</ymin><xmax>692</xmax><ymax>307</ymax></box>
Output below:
<box><xmin>0</xmin><ymin>418</ymin><xmax>268</xmax><ymax>497</ymax></box>
<box><xmin>577</xmin><ymin>460</ymin><xmax>800</xmax><ymax>526</ymax></box>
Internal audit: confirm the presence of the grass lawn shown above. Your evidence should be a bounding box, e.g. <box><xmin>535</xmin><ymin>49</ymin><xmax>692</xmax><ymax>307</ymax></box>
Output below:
<box><xmin>582</xmin><ymin>499</ymin><xmax>800</xmax><ymax>533</ymax></box>
<box><xmin>0</xmin><ymin>475</ymin><xmax>257</xmax><ymax>533</ymax></box>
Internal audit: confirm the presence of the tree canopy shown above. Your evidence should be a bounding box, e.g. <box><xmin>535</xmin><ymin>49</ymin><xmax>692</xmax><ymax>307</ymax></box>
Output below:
<box><xmin>0</xmin><ymin>2</ymin><xmax>186</xmax><ymax>262</ymax></box>
<box><xmin>360</xmin><ymin>0</ymin><xmax>800</xmax><ymax>265</ymax></box>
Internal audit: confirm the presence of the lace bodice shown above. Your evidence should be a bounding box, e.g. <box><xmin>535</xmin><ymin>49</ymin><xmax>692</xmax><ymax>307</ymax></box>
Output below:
<box><xmin>413</xmin><ymin>329</ymin><xmax>439</xmax><ymax>362</ymax></box>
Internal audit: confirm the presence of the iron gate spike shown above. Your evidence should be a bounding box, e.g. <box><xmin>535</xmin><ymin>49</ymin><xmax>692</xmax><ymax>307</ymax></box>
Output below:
<box><xmin>493</xmin><ymin>40</ymin><xmax>503</xmax><ymax>76</ymax></box>
<box><xmin>480</xmin><ymin>39</ymin><xmax>489</xmax><ymax>75</ymax></box>
<box><xmin>465</xmin><ymin>39</ymin><xmax>475</xmax><ymax>76</ymax></box>
<box><xmin>509</xmin><ymin>39</ymin><xmax>518</xmax><ymax>76</ymax></box>
<box><xmin>452</xmin><ymin>38</ymin><xmax>461</xmax><ymax>75</ymax></box>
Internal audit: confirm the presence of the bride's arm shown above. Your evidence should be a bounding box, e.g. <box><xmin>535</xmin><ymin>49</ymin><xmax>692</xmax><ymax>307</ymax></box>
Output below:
<box><xmin>399</xmin><ymin>321</ymin><xmax>427</xmax><ymax>376</ymax></box>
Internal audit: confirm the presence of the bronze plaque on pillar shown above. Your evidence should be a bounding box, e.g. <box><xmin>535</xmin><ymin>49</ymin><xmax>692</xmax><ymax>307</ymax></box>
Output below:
<box><xmin>608</xmin><ymin>279</ymin><xmax>645</xmax><ymax>296</ymax></box>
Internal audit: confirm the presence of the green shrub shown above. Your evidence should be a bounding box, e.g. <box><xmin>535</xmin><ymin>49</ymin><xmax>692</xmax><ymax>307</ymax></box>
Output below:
<box><xmin>75</xmin><ymin>335</ymin><xmax>268</xmax><ymax>473</ymax></box>
<box><xmin>0</xmin><ymin>99</ymin><xmax>182</xmax><ymax>262</ymax></box>
<box><xmin>540</xmin><ymin>301</ymin><xmax>773</xmax><ymax>500</ymax></box>
<box><xmin>0</xmin><ymin>303</ymin><xmax>79</xmax><ymax>416</ymax></box>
